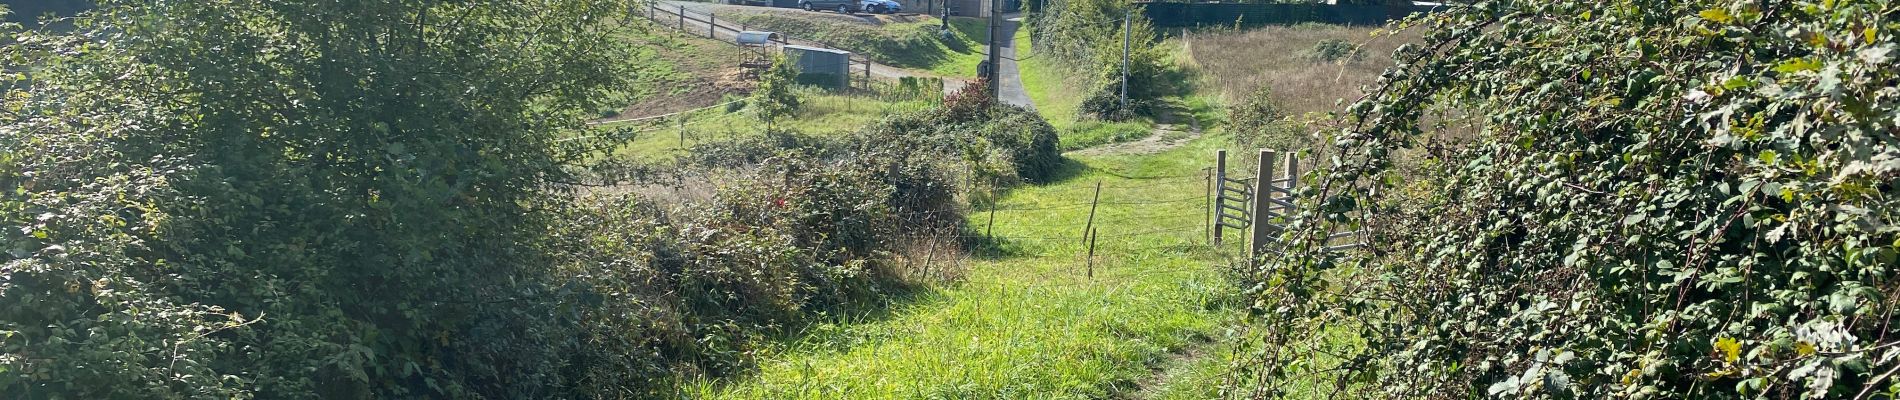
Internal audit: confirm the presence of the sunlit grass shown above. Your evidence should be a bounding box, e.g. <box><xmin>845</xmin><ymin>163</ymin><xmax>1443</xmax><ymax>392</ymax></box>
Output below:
<box><xmin>686</xmin><ymin>129</ymin><xmax>1247</xmax><ymax>398</ymax></box>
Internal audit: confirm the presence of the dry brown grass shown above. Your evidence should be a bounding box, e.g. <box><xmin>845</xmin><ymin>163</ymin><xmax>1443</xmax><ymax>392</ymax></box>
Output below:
<box><xmin>1182</xmin><ymin>24</ymin><xmax>1418</xmax><ymax>118</ymax></box>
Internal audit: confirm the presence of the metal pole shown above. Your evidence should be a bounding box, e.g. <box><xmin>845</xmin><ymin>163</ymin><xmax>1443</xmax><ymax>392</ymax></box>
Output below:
<box><xmin>679</xmin><ymin>5</ymin><xmax>686</xmax><ymax>30</ymax></box>
<box><xmin>1213</xmin><ymin>150</ymin><xmax>1225</xmax><ymax>247</ymax></box>
<box><xmin>1204</xmin><ymin>167</ymin><xmax>1212</xmax><ymax>245</ymax></box>
<box><xmin>1282</xmin><ymin>153</ymin><xmax>1299</xmax><ymax>217</ymax></box>
<box><xmin>710</xmin><ymin>13</ymin><xmax>717</xmax><ymax>38</ymax></box>
<box><xmin>1083</xmin><ymin>181</ymin><xmax>1101</xmax><ymax>245</ymax></box>
<box><xmin>987</xmin><ymin>0</ymin><xmax>1002</xmax><ymax>100</ymax></box>
<box><xmin>1086</xmin><ymin>228</ymin><xmax>1097</xmax><ymax>278</ymax></box>
<box><xmin>1120</xmin><ymin>8</ymin><xmax>1130</xmax><ymax>110</ymax></box>
<box><xmin>987</xmin><ymin>203</ymin><xmax>997</xmax><ymax>238</ymax></box>
<box><xmin>1250</xmin><ymin>150</ymin><xmax>1279</xmax><ymax>269</ymax></box>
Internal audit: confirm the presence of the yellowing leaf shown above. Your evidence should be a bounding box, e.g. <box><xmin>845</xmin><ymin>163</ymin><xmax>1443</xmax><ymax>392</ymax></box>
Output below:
<box><xmin>1715</xmin><ymin>337</ymin><xmax>1742</xmax><ymax>362</ymax></box>
<box><xmin>1774</xmin><ymin>58</ymin><xmax>1823</xmax><ymax>73</ymax></box>
<box><xmin>1795</xmin><ymin>341</ymin><xmax>1817</xmax><ymax>357</ymax></box>
<box><xmin>1700</xmin><ymin>8</ymin><xmax>1734</xmax><ymax>24</ymax></box>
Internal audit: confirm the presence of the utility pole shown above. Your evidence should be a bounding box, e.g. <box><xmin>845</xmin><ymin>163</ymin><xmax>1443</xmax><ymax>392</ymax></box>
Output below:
<box><xmin>987</xmin><ymin>0</ymin><xmax>1003</xmax><ymax>100</ymax></box>
<box><xmin>1120</xmin><ymin>8</ymin><xmax>1130</xmax><ymax>110</ymax></box>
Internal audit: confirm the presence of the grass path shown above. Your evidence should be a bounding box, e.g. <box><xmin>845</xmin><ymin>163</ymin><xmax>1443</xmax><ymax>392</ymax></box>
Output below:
<box><xmin>687</xmin><ymin>131</ymin><xmax>1247</xmax><ymax>398</ymax></box>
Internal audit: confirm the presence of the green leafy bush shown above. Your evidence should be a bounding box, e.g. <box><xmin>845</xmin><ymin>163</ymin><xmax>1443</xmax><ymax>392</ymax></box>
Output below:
<box><xmin>2</xmin><ymin>0</ymin><xmax>639</xmax><ymax>397</ymax></box>
<box><xmin>1242</xmin><ymin>0</ymin><xmax>1900</xmax><ymax>398</ymax></box>
<box><xmin>1227</xmin><ymin>85</ymin><xmax>1306</xmax><ymax>154</ymax></box>
<box><xmin>1304</xmin><ymin>38</ymin><xmax>1363</xmax><ymax>63</ymax></box>
<box><xmin>1030</xmin><ymin>0</ymin><xmax>1172</xmax><ymax>120</ymax></box>
<box><xmin>753</xmin><ymin>54</ymin><xmax>801</xmax><ymax>126</ymax></box>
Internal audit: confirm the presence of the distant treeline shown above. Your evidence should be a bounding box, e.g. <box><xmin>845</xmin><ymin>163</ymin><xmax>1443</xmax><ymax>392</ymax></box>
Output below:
<box><xmin>1137</xmin><ymin>1</ymin><xmax>1444</xmax><ymax>28</ymax></box>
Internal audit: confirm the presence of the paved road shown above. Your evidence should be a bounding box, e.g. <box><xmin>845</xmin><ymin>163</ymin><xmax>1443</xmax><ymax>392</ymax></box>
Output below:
<box><xmin>995</xmin><ymin>15</ymin><xmax>1033</xmax><ymax>109</ymax></box>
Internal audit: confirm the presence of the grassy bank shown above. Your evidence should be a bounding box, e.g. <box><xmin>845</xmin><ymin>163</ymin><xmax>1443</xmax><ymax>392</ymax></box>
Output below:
<box><xmin>601</xmin><ymin>87</ymin><xmax>939</xmax><ymax>161</ymax></box>
<box><xmin>600</xmin><ymin>22</ymin><xmax>751</xmax><ymax>119</ymax></box>
<box><xmin>725</xmin><ymin>12</ymin><xmax>984</xmax><ymax>77</ymax></box>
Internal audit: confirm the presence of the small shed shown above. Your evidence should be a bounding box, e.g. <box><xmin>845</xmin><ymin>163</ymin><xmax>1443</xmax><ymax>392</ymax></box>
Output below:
<box><xmin>783</xmin><ymin>45</ymin><xmax>852</xmax><ymax>90</ymax></box>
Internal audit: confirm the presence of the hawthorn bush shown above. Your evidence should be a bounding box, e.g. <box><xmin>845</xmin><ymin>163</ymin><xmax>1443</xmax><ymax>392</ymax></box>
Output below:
<box><xmin>1242</xmin><ymin>0</ymin><xmax>1900</xmax><ymax>398</ymax></box>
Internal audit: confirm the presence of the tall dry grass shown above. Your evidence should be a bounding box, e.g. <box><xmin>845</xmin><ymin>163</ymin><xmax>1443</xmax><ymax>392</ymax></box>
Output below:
<box><xmin>1182</xmin><ymin>23</ymin><xmax>1418</xmax><ymax>118</ymax></box>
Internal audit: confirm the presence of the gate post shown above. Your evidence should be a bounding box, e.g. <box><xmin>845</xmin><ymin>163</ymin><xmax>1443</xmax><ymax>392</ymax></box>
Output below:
<box><xmin>1213</xmin><ymin>149</ymin><xmax>1226</xmax><ymax>247</ymax></box>
<box><xmin>1250</xmin><ymin>149</ymin><xmax>1279</xmax><ymax>269</ymax></box>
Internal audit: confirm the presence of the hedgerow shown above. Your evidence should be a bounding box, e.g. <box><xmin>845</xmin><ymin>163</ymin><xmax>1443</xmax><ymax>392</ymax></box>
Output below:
<box><xmin>1029</xmin><ymin>0</ymin><xmax>1172</xmax><ymax>120</ymax></box>
<box><xmin>0</xmin><ymin>1</ymin><xmax>1060</xmax><ymax>398</ymax></box>
<box><xmin>1241</xmin><ymin>0</ymin><xmax>1900</xmax><ymax>398</ymax></box>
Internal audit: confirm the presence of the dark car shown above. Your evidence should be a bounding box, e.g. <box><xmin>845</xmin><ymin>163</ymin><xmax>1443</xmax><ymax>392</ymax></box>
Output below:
<box><xmin>798</xmin><ymin>0</ymin><xmax>857</xmax><ymax>13</ymax></box>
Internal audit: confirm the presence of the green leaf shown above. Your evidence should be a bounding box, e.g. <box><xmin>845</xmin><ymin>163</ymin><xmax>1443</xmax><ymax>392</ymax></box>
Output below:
<box><xmin>1774</xmin><ymin>58</ymin><xmax>1823</xmax><ymax>73</ymax></box>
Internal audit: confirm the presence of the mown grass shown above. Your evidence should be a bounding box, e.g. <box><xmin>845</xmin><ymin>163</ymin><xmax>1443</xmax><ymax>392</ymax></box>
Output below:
<box><xmin>684</xmin><ymin>128</ymin><xmax>1246</xmax><ymax>398</ymax></box>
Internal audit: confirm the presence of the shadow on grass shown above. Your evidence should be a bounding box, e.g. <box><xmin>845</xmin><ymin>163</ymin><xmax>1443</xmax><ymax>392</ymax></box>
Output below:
<box><xmin>680</xmin><ymin>277</ymin><xmax>945</xmax><ymax>394</ymax></box>
<box><xmin>1032</xmin><ymin>156</ymin><xmax>1094</xmax><ymax>186</ymax></box>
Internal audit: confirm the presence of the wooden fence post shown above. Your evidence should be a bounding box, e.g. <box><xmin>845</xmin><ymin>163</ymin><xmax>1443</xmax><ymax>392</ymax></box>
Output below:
<box><xmin>709</xmin><ymin>13</ymin><xmax>717</xmax><ymax>38</ymax></box>
<box><xmin>1083</xmin><ymin>181</ymin><xmax>1101</xmax><ymax>245</ymax></box>
<box><xmin>1250</xmin><ymin>149</ymin><xmax>1279</xmax><ymax>269</ymax></box>
<box><xmin>678</xmin><ymin>5</ymin><xmax>686</xmax><ymax>30</ymax></box>
<box><xmin>1213</xmin><ymin>150</ymin><xmax>1226</xmax><ymax>247</ymax></box>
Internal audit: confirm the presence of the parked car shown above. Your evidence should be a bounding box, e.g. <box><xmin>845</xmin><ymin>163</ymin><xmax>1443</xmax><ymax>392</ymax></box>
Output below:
<box><xmin>861</xmin><ymin>0</ymin><xmax>902</xmax><ymax>13</ymax></box>
<box><xmin>798</xmin><ymin>0</ymin><xmax>900</xmax><ymax>14</ymax></box>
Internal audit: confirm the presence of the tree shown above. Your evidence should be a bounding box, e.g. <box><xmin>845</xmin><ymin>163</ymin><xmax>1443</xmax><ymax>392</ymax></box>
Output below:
<box><xmin>1</xmin><ymin>0</ymin><xmax>637</xmax><ymax>397</ymax></box>
<box><xmin>753</xmin><ymin>53</ymin><xmax>802</xmax><ymax>128</ymax></box>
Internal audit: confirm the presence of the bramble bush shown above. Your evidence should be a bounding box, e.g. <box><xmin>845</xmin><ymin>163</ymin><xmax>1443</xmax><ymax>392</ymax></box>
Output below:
<box><xmin>1239</xmin><ymin>0</ymin><xmax>1900</xmax><ymax>398</ymax></box>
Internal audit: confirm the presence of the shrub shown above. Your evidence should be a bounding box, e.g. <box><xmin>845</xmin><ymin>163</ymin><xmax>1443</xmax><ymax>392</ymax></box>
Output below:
<box><xmin>1242</xmin><ymin>0</ymin><xmax>1900</xmax><ymax>398</ymax></box>
<box><xmin>1029</xmin><ymin>0</ymin><xmax>1172</xmax><ymax>117</ymax></box>
<box><xmin>1303</xmin><ymin>38</ymin><xmax>1363</xmax><ymax>63</ymax></box>
<box><xmin>1226</xmin><ymin>85</ymin><xmax>1303</xmax><ymax>152</ymax></box>
<box><xmin>753</xmin><ymin>54</ymin><xmax>801</xmax><ymax>126</ymax></box>
<box><xmin>1</xmin><ymin>0</ymin><xmax>640</xmax><ymax>397</ymax></box>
